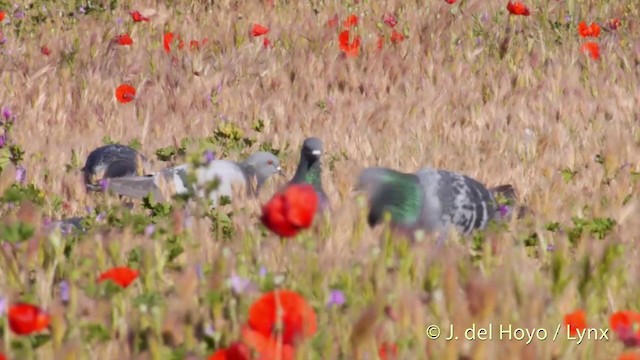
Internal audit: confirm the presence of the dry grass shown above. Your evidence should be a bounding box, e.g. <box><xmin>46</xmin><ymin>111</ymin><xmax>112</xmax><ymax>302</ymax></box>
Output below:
<box><xmin>0</xmin><ymin>0</ymin><xmax>639</xmax><ymax>359</ymax></box>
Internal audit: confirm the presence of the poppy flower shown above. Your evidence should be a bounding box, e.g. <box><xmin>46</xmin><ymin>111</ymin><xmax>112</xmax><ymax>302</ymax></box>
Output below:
<box><xmin>608</xmin><ymin>18</ymin><xmax>621</xmax><ymax>30</ymax></box>
<box><xmin>114</xmin><ymin>84</ymin><xmax>136</xmax><ymax>103</ymax></box>
<box><xmin>251</xmin><ymin>24</ymin><xmax>269</xmax><ymax>37</ymax></box>
<box><xmin>445</xmin><ymin>0</ymin><xmax>457</xmax><ymax>3</ymax></box>
<box><xmin>580</xmin><ymin>41</ymin><xmax>600</xmax><ymax>60</ymax></box>
<box><xmin>506</xmin><ymin>1</ymin><xmax>530</xmax><ymax>16</ymax></box>
<box><xmin>8</xmin><ymin>303</ymin><xmax>51</xmax><ymax>335</ymax></box>
<box><xmin>163</xmin><ymin>32</ymin><xmax>174</xmax><ymax>53</ymax></box>
<box><xmin>564</xmin><ymin>309</ymin><xmax>587</xmax><ymax>337</ymax></box>
<box><xmin>377</xmin><ymin>34</ymin><xmax>384</xmax><ymax>50</ymax></box>
<box><xmin>390</xmin><ymin>30</ymin><xmax>405</xmax><ymax>44</ymax></box>
<box><xmin>246</xmin><ymin>289</ymin><xmax>317</xmax><ymax>346</ymax></box>
<box><xmin>578</xmin><ymin>21</ymin><xmax>601</xmax><ymax>38</ymax></box>
<box><xmin>344</xmin><ymin>14</ymin><xmax>358</xmax><ymax>28</ymax></box>
<box><xmin>242</xmin><ymin>326</ymin><xmax>296</xmax><ymax>360</ymax></box>
<box><xmin>98</xmin><ymin>266</ymin><xmax>139</xmax><ymax>288</ymax></box>
<box><xmin>383</xmin><ymin>14</ymin><xmax>397</xmax><ymax>28</ymax></box>
<box><xmin>338</xmin><ymin>30</ymin><xmax>361</xmax><ymax>58</ymax></box>
<box><xmin>41</xmin><ymin>46</ymin><xmax>51</xmax><ymax>56</ymax></box>
<box><xmin>0</xmin><ymin>11</ymin><xmax>5</xmax><ymax>22</ymax></box>
<box><xmin>130</xmin><ymin>10</ymin><xmax>149</xmax><ymax>22</ymax></box>
<box><xmin>619</xmin><ymin>352</ymin><xmax>640</xmax><ymax>360</ymax></box>
<box><xmin>209</xmin><ymin>342</ymin><xmax>251</xmax><ymax>360</ymax></box>
<box><xmin>263</xmin><ymin>37</ymin><xmax>271</xmax><ymax>48</ymax></box>
<box><xmin>379</xmin><ymin>342</ymin><xmax>398</xmax><ymax>360</ymax></box>
<box><xmin>261</xmin><ymin>184</ymin><xmax>319</xmax><ymax>238</ymax></box>
<box><xmin>327</xmin><ymin>14</ymin><xmax>338</xmax><ymax>28</ymax></box>
<box><xmin>189</xmin><ymin>40</ymin><xmax>199</xmax><ymax>51</ymax></box>
<box><xmin>610</xmin><ymin>311</ymin><xmax>640</xmax><ymax>347</ymax></box>
<box><xmin>114</xmin><ymin>34</ymin><xmax>133</xmax><ymax>46</ymax></box>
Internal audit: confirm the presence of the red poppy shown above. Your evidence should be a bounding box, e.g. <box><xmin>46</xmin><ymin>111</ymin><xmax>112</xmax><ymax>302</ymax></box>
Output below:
<box><xmin>209</xmin><ymin>342</ymin><xmax>251</xmax><ymax>360</ymax></box>
<box><xmin>619</xmin><ymin>352</ymin><xmax>640</xmax><ymax>360</ymax></box>
<box><xmin>580</xmin><ymin>41</ymin><xmax>600</xmax><ymax>60</ymax></box>
<box><xmin>189</xmin><ymin>40</ymin><xmax>199</xmax><ymax>51</ymax></box>
<box><xmin>178</xmin><ymin>38</ymin><xmax>185</xmax><ymax>50</ymax></box>
<box><xmin>130</xmin><ymin>10</ymin><xmax>149</xmax><ymax>22</ymax></box>
<box><xmin>578</xmin><ymin>21</ymin><xmax>601</xmax><ymax>38</ymax></box>
<box><xmin>0</xmin><ymin>352</ymin><xmax>7</xmax><ymax>360</ymax></box>
<box><xmin>242</xmin><ymin>326</ymin><xmax>296</xmax><ymax>360</ymax></box>
<box><xmin>0</xmin><ymin>11</ymin><xmax>5</xmax><ymax>22</ymax></box>
<box><xmin>41</xmin><ymin>46</ymin><xmax>51</xmax><ymax>56</ymax></box>
<box><xmin>445</xmin><ymin>0</ymin><xmax>456</xmax><ymax>3</ymax></box>
<box><xmin>261</xmin><ymin>184</ymin><xmax>319</xmax><ymax>238</ymax></box>
<box><xmin>98</xmin><ymin>266</ymin><xmax>139</xmax><ymax>288</ymax></box>
<box><xmin>8</xmin><ymin>303</ymin><xmax>51</xmax><ymax>335</ymax></box>
<box><xmin>251</xmin><ymin>24</ymin><xmax>269</xmax><ymax>37</ymax></box>
<box><xmin>338</xmin><ymin>30</ymin><xmax>361</xmax><ymax>58</ymax></box>
<box><xmin>163</xmin><ymin>32</ymin><xmax>174</xmax><ymax>53</ymax></box>
<box><xmin>379</xmin><ymin>342</ymin><xmax>398</xmax><ymax>360</ymax></box>
<box><xmin>383</xmin><ymin>14</ymin><xmax>397</xmax><ymax>28</ymax></box>
<box><xmin>377</xmin><ymin>34</ymin><xmax>384</xmax><ymax>50</ymax></box>
<box><xmin>390</xmin><ymin>30</ymin><xmax>405</xmax><ymax>44</ymax></box>
<box><xmin>114</xmin><ymin>84</ymin><xmax>136</xmax><ymax>103</ymax></box>
<box><xmin>563</xmin><ymin>309</ymin><xmax>587</xmax><ymax>337</ymax></box>
<box><xmin>610</xmin><ymin>311</ymin><xmax>640</xmax><ymax>346</ymax></box>
<box><xmin>608</xmin><ymin>18</ymin><xmax>621</xmax><ymax>30</ymax></box>
<box><xmin>263</xmin><ymin>37</ymin><xmax>271</xmax><ymax>48</ymax></box>
<box><xmin>115</xmin><ymin>34</ymin><xmax>133</xmax><ymax>46</ymax></box>
<box><xmin>506</xmin><ymin>1</ymin><xmax>530</xmax><ymax>16</ymax></box>
<box><xmin>246</xmin><ymin>289</ymin><xmax>317</xmax><ymax>346</ymax></box>
<box><xmin>344</xmin><ymin>14</ymin><xmax>358</xmax><ymax>29</ymax></box>
<box><xmin>327</xmin><ymin>14</ymin><xmax>338</xmax><ymax>28</ymax></box>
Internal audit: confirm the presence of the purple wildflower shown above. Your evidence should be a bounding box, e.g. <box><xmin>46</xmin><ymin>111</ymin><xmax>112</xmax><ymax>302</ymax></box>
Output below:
<box><xmin>0</xmin><ymin>297</ymin><xmax>6</xmax><ymax>316</ymax></box>
<box><xmin>259</xmin><ymin>266</ymin><xmax>267</xmax><ymax>277</ymax></box>
<box><xmin>0</xmin><ymin>134</ymin><xmax>5</xmax><ymax>148</ymax></box>
<box><xmin>203</xmin><ymin>150</ymin><xmax>215</xmax><ymax>164</ymax></box>
<box><xmin>547</xmin><ymin>244</ymin><xmax>555</xmax><ymax>252</ymax></box>
<box><xmin>498</xmin><ymin>205</ymin><xmax>509</xmax><ymax>218</ymax></box>
<box><xmin>216</xmin><ymin>82</ymin><xmax>223</xmax><ymax>93</ymax></box>
<box><xmin>59</xmin><ymin>281</ymin><xmax>70</xmax><ymax>303</ymax></box>
<box><xmin>195</xmin><ymin>264</ymin><xmax>204</xmax><ymax>280</ymax></box>
<box><xmin>327</xmin><ymin>289</ymin><xmax>346</xmax><ymax>308</ymax></box>
<box><xmin>144</xmin><ymin>224</ymin><xmax>155</xmax><ymax>237</ymax></box>
<box><xmin>78</xmin><ymin>6</ymin><xmax>86</xmax><ymax>14</ymax></box>
<box><xmin>96</xmin><ymin>212</ymin><xmax>106</xmax><ymax>222</ymax></box>
<box><xmin>43</xmin><ymin>217</ymin><xmax>52</xmax><ymax>227</ymax></box>
<box><xmin>99</xmin><ymin>178</ymin><xmax>109</xmax><ymax>192</ymax></box>
<box><xmin>0</xmin><ymin>37</ymin><xmax>6</xmax><ymax>45</ymax></box>
<box><xmin>15</xmin><ymin>166</ymin><xmax>25</xmax><ymax>184</ymax></box>
<box><xmin>116</xmin><ymin>17</ymin><xmax>123</xmax><ymax>25</ymax></box>
<box><xmin>480</xmin><ymin>12</ymin><xmax>489</xmax><ymax>23</ymax></box>
<box><xmin>203</xmin><ymin>323</ymin><xmax>215</xmax><ymax>337</ymax></box>
<box><xmin>229</xmin><ymin>273</ymin><xmax>253</xmax><ymax>295</ymax></box>
<box><xmin>14</xmin><ymin>11</ymin><xmax>25</xmax><ymax>20</ymax></box>
<box><xmin>2</xmin><ymin>107</ymin><xmax>11</xmax><ymax>120</ymax></box>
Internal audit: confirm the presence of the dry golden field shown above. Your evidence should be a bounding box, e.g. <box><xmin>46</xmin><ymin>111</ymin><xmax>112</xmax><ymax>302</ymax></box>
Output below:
<box><xmin>0</xmin><ymin>0</ymin><xmax>639</xmax><ymax>359</ymax></box>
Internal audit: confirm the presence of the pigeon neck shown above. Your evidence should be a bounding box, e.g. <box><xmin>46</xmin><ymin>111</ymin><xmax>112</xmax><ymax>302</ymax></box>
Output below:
<box><xmin>237</xmin><ymin>162</ymin><xmax>260</xmax><ymax>196</ymax></box>
<box><xmin>368</xmin><ymin>172</ymin><xmax>422</xmax><ymax>227</ymax></box>
<box><xmin>292</xmin><ymin>154</ymin><xmax>322</xmax><ymax>189</ymax></box>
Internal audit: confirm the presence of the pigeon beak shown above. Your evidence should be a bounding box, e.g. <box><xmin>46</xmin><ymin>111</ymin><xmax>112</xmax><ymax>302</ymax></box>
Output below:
<box><xmin>277</xmin><ymin>166</ymin><xmax>284</xmax><ymax>176</ymax></box>
<box><xmin>311</xmin><ymin>150</ymin><xmax>322</xmax><ymax>156</ymax></box>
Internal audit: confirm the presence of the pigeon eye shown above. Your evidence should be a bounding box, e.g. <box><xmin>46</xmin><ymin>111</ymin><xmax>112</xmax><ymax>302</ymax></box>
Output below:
<box><xmin>267</xmin><ymin>160</ymin><xmax>273</xmax><ymax>165</ymax></box>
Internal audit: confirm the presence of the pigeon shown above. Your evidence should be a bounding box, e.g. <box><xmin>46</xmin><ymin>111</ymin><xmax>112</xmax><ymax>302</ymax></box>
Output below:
<box><xmin>82</xmin><ymin>144</ymin><xmax>148</xmax><ymax>191</ymax></box>
<box><xmin>355</xmin><ymin>167</ymin><xmax>525</xmax><ymax>240</ymax></box>
<box><xmin>288</xmin><ymin>137</ymin><xmax>329</xmax><ymax>211</ymax></box>
<box><xmin>105</xmin><ymin>151</ymin><xmax>283</xmax><ymax>205</ymax></box>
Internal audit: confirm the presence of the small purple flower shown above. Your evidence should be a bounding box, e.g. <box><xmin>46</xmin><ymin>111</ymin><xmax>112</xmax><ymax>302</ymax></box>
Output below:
<box><xmin>85</xmin><ymin>206</ymin><xmax>93</xmax><ymax>214</ymax></box>
<box><xmin>0</xmin><ymin>37</ymin><xmax>6</xmax><ymax>45</ymax></box>
<box><xmin>96</xmin><ymin>212</ymin><xmax>106</xmax><ymax>222</ymax></box>
<box><xmin>14</xmin><ymin>11</ymin><xmax>25</xmax><ymax>20</ymax></box>
<box><xmin>229</xmin><ymin>273</ymin><xmax>254</xmax><ymax>295</ymax></box>
<box><xmin>564</xmin><ymin>15</ymin><xmax>572</xmax><ymax>23</ymax></box>
<box><xmin>99</xmin><ymin>178</ymin><xmax>109</xmax><ymax>192</ymax></box>
<box><xmin>59</xmin><ymin>281</ymin><xmax>70</xmax><ymax>303</ymax></box>
<box><xmin>0</xmin><ymin>297</ymin><xmax>6</xmax><ymax>316</ymax></box>
<box><xmin>203</xmin><ymin>323</ymin><xmax>215</xmax><ymax>337</ymax></box>
<box><xmin>0</xmin><ymin>134</ymin><xmax>6</xmax><ymax>148</ymax></box>
<box><xmin>78</xmin><ymin>6</ymin><xmax>86</xmax><ymax>14</ymax></box>
<box><xmin>195</xmin><ymin>264</ymin><xmax>204</xmax><ymax>280</ymax></box>
<box><xmin>144</xmin><ymin>224</ymin><xmax>155</xmax><ymax>237</ymax></box>
<box><xmin>476</xmin><ymin>37</ymin><xmax>482</xmax><ymax>46</ymax></box>
<box><xmin>216</xmin><ymin>82</ymin><xmax>223</xmax><ymax>93</ymax></box>
<box><xmin>203</xmin><ymin>150</ymin><xmax>215</xmax><ymax>164</ymax></box>
<box><xmin>259</xmin><ymin>266</ymin><xmax>267</xmax><ymax>277</ymax></box>
<box><xmin>15</xmin><ymin>166</ymin><xmax>25</xmax><ymax>184</ymax></box>
<box><xmin>480</xmin><ymin>12</ymin><xmax>489</xmax><ymax>23</ymax></box>
<box><xmin>498</xmin><ymin>205</ymin><xmax>509</xmax><ymax>218</ymax></box>
<box><xmin>327</xmin><ymin>289</ymin><xmax>346</xmax><ymax>308</ymax></box>
<box><xmin>116</xmin><ymin>17</ymin><xmax>123</xmax><ymax>25</ymax></box>
<box><xmin>2</xmin><ymin>107</ymin><xmax>11</xmax><ymax>120</ymax></box>
<box><xmin>43</xmin><ymin>217</ymin><xmax>52</xmax><ymax>227</ymax></box>
<box><xmin>547</xmin><ymin>244</ymin><xmax>555</xmax><ymax>252</ymax></box>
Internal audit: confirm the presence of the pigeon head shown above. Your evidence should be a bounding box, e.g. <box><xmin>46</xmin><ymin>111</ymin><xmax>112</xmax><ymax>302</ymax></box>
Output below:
<box><xmin>243</xmin><ymin>151</ymin><xmax>282</xmax><ymax>186</ymax></box>
<box><xmin>354</xmin><ymin>167</ymin><xmax>393</xmax><ymax>196</ymax></box>
<box><xmin>301</xmin><ymin>137</ymin><xmax>323</xmax><ymax>162</ymax></box>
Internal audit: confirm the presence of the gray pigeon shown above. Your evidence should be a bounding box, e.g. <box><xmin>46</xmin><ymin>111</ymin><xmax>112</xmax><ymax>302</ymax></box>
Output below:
<box><xmin>355</xmin><ymin>167</ymin><xmax>525</xmax><ymax>240</ymax></box>
<box><xmin>288</xmin><ymin>137</ymin><xmax>329</xmax><ymax>211</ymax></box>
<box><xmin>82</xmin><ymin>144</ymin><xmax>148</xmax><ymax>191</ymax></box>
<box><xmin>105</xmin><ymin>151</ymin><xmax>282</xmax><ymax>206</ymax></box>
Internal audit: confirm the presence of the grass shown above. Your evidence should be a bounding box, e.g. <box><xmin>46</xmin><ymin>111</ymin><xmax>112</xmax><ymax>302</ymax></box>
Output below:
<box><xmin>0</xmin><ymin>0</ymin><xmax>639</xmax><ymax>359</ymax></box>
